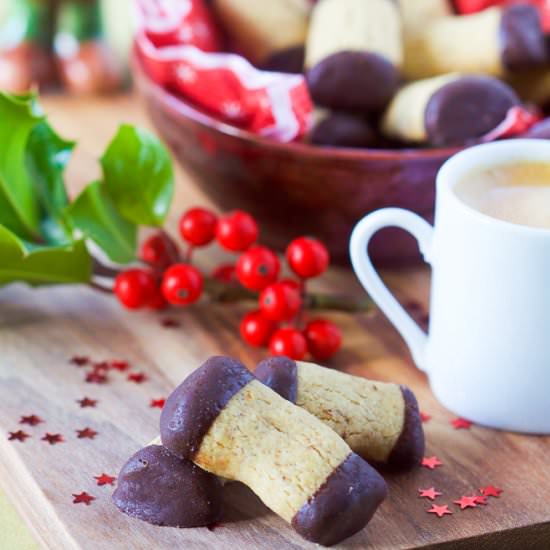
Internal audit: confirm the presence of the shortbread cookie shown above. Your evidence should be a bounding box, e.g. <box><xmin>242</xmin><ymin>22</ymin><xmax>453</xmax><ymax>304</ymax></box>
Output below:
<box><xmin>381</xmin><ymin>74</ymin><xmax>520</xmax><ymax>146</ymax></box>
<box><xmin>310</xmin><ymin>112</ymin><xmax>379</xmax><ymax>148</ymax></box>
<box><xmin>398</xmin><ymin>0</ymin><xmax>452</xmax><ymax>33</ymax></box>
<box><xmin>160</xmin><ymin>356</ymin><xmax>387</xmax><ymax>546</ymax></box>
<box><xmin>212</xmin><ymin>0</ymin><xmax>311</xmax><ymax>67</ymax></box>
<box><xmin>403</xmin><ymin>5</ymin><xmax>546</xmax><ymax>80</ymax></box>
<box><xmin>256</xmin><ymin>357</ymin><xmax>424</xmax><ymax>471</ymax></box>
<box><xmin>112</xmin><ymin>445</ymin><xmax>223</xmax><ymax>527</ymax></box>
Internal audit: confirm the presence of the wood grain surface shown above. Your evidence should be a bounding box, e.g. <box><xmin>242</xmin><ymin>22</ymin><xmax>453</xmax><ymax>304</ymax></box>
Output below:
<box><xmin>1</xmin><ymin>95</ymin><xmax>550</xmax><ymax>550</ymax></box>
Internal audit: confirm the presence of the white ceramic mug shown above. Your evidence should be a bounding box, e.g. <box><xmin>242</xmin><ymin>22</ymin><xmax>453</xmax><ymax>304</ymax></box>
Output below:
<box><xmin>350</xmin><ymin>139</ymin><xmax>550</xmax><ymax>434</ymax></box>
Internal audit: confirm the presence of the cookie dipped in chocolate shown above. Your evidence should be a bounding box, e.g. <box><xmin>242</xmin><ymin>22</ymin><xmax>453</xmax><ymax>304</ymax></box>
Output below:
<box><xmin>311</xmin><ymin>112</ymin><xmax>380</xmax><ymax>149</ymax></box>
<box><xmin>113</xmin><ymin>445</ymin><xmax>223</xmax><ymax>527</ymax></box>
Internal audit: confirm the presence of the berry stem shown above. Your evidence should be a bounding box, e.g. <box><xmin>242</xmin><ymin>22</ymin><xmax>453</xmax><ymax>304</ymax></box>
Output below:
<box><xmin>184</xmin><ymin>244</ymin><xmax>195</xmax><ymax>263</ymax></box>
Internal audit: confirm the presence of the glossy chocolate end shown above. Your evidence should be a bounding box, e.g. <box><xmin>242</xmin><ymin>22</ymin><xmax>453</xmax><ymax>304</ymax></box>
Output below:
<box><xmin>262</xmin><ymin>46</ymin><xmax>305</xmax><ymax>74</ymax></box>
<box><xmin>255</xmin><ymin>356</ymin><xmax>298</xmax><ymax>403</ymax></box>
<box><xmin>501</xmin><ymin>4</ymin><xmax>546</xmax><ymax>72</ymax></box>
<box><xmin>112</xmin><ymin>445</ymin><xmax>223</xmax><ymax>527</ymax></box>
<box><xmin>291</xmin><ymin>453</ymin><xmax>387</xmax><ymax>546</ymax></box>
<box><xmin>382</xmin><ymin>386</ymin><xmax>425</xmax><ymax>472</ymax></box>
<box><xmin>311</xmin><ymin>112</ymin><xmax>379</xmax><ymax>148</ymax></box>
<box><xmin>525</xmin><ymin>117</ymin><xmax>550</xmax><ymax>139</ymax></box>
<box><xmin>425</xmin><ymin>75</ymin><xmax>519</xmax><ymax>146</ymax></box>
<box><xmin>160</xmin><ymin>356</ymin><xmax>253</xmax><ymax>459</ymax></box>
<box><xmin>306</xmin><ymin>51</ymin><xmax>400</xmax><ymax>114</ymax></box>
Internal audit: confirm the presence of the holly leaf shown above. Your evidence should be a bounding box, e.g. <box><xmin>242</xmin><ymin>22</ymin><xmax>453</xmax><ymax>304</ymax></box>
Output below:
<box><xmin>0</xmin><ymin>225</ymin><xmax>92</xmax><ymax>287</ymax></box>
<box><xmin>101</xmin><ymin>125</ymin><xmax>174</xmax><ymax>226</ymax></box>
<box><xmin>66</xmin><ymin>181</ymin><xmax>137</xmax><ymax>264</ymax></box>
<box><xmin>0</xmin><ymin>92</ymin><xmax>43</xmax><ymax>241</ymax></box>
<box><xmin>26</xmin><ymin>121</ymin><xmax>75</xmax><ymax>244</ymax></box>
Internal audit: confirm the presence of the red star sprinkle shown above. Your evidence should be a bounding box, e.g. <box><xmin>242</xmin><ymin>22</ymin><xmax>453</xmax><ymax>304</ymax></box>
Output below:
<box><xmin>480</xmin><ymin>485</ymin><xmax>503</xmax><ymax>498</ymax></box>
<box><xmin>76</xmin><ymin>397</ymin><xmax>97</xmax><ymax>408</ymax></box>
<box><xmin>474</xmin><ymin>495</ymin><xmax>488</xmax><ymax>506</ymax></box>
<box><xmin>161</xmin><ymin>318</ymin><xmax>180</xmax><ymax>328</ymax></box>
<box><xmin>94</xmin><ymin>473</ymin><xmax>116</xmax><ymax>486</ymax></box>
<box><xmin>110</xmin><ymin>360</ymin><xmax>130</xmax><ymax>372</ymax></box>
<box><xmin>418</xmin><ymin>487</ymin><xmax>442</xmax><ymax>501</ymax></box>
<box><xmin>454</xmin><ymin>496</ymin><xmax>478</xmax><ymax>510</ymax></box>
<box><xmin>85</xmin><ymin>370</ymin><xmax>108</xmax><ymax>384</ymax></box>
<box><xmin>150</xmin><ymin>398</ymin><xmax>166</xmax><ymax>409</ymax></box>
<box><xmin>92</xmin><ymin>361</ymin><xmax>110</xmax><ymax>372</ymax></box>
<box><xmin>420</xmin><ymin>412</ymin><xmax>432</xmax><ymax>423</ymax></box>
<box><xmin>41</xmin><ymin>433</ymin><xmax>64</xmax><ymax>445</ymax></box>
<box><xmin>451</xmin><ymin>417</ymin><xmax>473</xmax><ymax>430</ymax></box>
<box><xmin>72</xmin><ymin>492</ymin><xmax>95</xmax><ymax>505</ymax></box>
<box><xmin>20</xmin><ymin>414</ymin><xmax>44</xmax><ymax>426</ymax></box>
<box><xmin>427</xmin><ymin>504</ymin><xmax>452</xmax><ymax>518</ymax></box>
<box><xmin>76</xmin><ymin>427</ymin><xmax>98</xmax><ymax>439</ymax></box>
<box><xmin>8</xmin><ymin>430</ymin><xmax>30</xmax><ymax>442</ymax></box>
<box><xmin>70</xmin><ymin>355</ymin><xmax>90</xmax><ymax>366</ymax></box>
<box><xmin>127</xmin><ymin>372</ymin><xmax>147</xmax><ymax>384</ymax></box>
<box><xmin>421</xmin><ymin>456</ymin><xmax>443</xmax><ymax>470</ymax></box>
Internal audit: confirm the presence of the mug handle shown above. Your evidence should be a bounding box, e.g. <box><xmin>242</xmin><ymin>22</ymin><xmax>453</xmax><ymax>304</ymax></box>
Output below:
<box><xmin>350</xmin><ymin>208</ymin><xmax>434</xmax><ymax>372</ymax></box>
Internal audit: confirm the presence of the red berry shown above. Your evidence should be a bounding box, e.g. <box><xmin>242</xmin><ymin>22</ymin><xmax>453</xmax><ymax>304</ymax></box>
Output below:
<box><xmin>161</xmin><ymin>264</ymin><xmax>203</xmax><ymax>306</ymax></box>
<box><xmin>269</xmin><ymin>328</ymin><xmax>307</xmax><ymax>360</ymax></box>
<box><xmin>114</xmin><ymin>269</ymin><xmax>157</xmax><ymax>309</ymax></box>
<box><xmin>212</xmin><ymin>263</ymin><xmax>237</xmax><ymax>283</ymax></box>
<box><xmin>236</xmin><ymin>246</ymin><xmax>280</xmax><ymax>291</ymax></box>
<box><xmin>140</xmin><ymin>232</ymin><xmax>179</xmax><ymax>268</ymax></box>
<box><xmin>148</xmin><ymin>286</ymin><xmax>168</xmax><ymax>310</ymax></box>
<box><xmin>280</xmin><ymin>278</ymin><xmax>302</xmax><ymax>292</ymax></box>
<box><xmin>216</xmin><ymin>210</ymin><xmax>259</xmax><ymax>252</ymax></box>
<box><xmin>179</xmin><ymin>207</ymin><xmax>218</xmax><ymax>246</ymax></box>
<box><xmin>304</xmin><ymin>319</ymin><xmax>342</xmax><ymax>361</ymax></box>
<box><xmin>259</xmin><ymin>282</ymin><xmax>302</xmax><ymax>321</ymax></box>
<box><xmin>240</xmin><ymin>310</ymin><xmax>277</xmax><ymax>347</ymax></box>
<box><xmin>286</xmin><ymin>237</ymin><xmax>329</xmax><ymax>279</ymax></box>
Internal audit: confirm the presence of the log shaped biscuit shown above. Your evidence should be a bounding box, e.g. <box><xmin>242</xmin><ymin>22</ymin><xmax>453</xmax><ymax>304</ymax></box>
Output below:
<box><xmin>160</xmin><ymin>356</ymin><xmax>387</xmax><ymax>546</ymax></box>
<box><xmin>256</xmin><ymin>357</ymin><xmax>424</xmax><ymax>471</ymax></box>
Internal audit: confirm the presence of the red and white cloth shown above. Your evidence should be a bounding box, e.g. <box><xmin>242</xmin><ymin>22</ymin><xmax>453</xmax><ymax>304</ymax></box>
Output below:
<box><xmin>481</xmin><ymin>106</ymin><xmax>543</xmax><ymax>142</ymax></box>
<box><xmin>135</xmin><ymin>0</ymin><xmax>313</xmax><ymax>142</ymax></box>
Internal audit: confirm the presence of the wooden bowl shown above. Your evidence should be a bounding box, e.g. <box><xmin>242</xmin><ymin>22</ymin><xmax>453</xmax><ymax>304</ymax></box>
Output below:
<box><xmin>134</xmin><ymin>59</ymin><xmax>462</xmax><ymax>265</ymax></box>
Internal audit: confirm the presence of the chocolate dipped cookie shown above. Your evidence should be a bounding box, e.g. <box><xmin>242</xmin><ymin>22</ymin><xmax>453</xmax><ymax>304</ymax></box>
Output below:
<box><xmin>256</xmin><ymin>357</ymin><xmax>424</xmax><ymax>471</ymax></box>
<box><xmin>310</xmin><ymin>111</ymin><xmax>379</xmax><ymax>148</ymax></box>
<box><xmin>403</xmin><ymin>5</ymin><xmax>546</xmax><ymax>80</ymax></box>
<box><xmin>160</xmin><ymin>356</ymin><xmax>387</xmax><ymax>546</ymax></box>
<box><xmin>381</xmin><ymin>74</ymin><xmax>520</xmax><ymax>146</ymax></box>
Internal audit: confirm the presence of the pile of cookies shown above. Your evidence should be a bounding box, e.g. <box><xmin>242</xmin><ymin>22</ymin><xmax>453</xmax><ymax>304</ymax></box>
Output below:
<box><xmin>113</xmin><ymin>356</ymin><xmax>424</xmax><ymax>546</ymax></box>
<box><xmin>209</xmin><ymin>0</ymin><xmax>550</xmax><ymax>148</ymax></box>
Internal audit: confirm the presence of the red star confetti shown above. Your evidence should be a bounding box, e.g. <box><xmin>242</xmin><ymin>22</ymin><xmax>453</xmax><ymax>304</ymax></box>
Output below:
<box><xmin>480</xmin><ymin>485</ymin><xmax>503</xmax><ymax>498</ymax></box>
<box><xmin>42</xmin><ymin>433</ymin><xmax>64</xmax><ymax>445</ymax></box>
<box><xmin>161</xmin><ymin>318</ymin><xmax>180</xmax><ymax>328</ymax></box>
<box><xmin>77</xmin><ymin>397</ymin><xmax>97</xmax><ymax>408</ymax></box>
<box><xmin>451</xmin><ymin>417</ymin><xmax>473</xmax><ymax>430</ymax></box>
<box><xmin>92</xmin><ymin>361</ymin><xmax>110</xmax><ymax>372</ymax></box>
<box><xmin>427</xmin><ymin>504</ymin><xmax>452</xmax><ymax>518</ymax></box>
<box><xmin>8</xmin><ymin>430</ymin><xmax>30</xmax><ymax>442</ymax></box>
<box><xmin>110</xmin><ymin>360</ymin><xmax>130</xmax><ymax>372</ymax></box>
<box><xmin>128</xmin><ymin>372</ymin><xmax>147</xmax><ymax>384</ymax></box>
<box><xmin>70</xmin><ymin>355</ymin><xmax>90</xmax><ymax>367</ymax></box>
<box><xmin>150</xmin><ymin>398</ymin><xmax>166</xmax><ymax>409</ymax></box>
<box><xmin>453</xmin><ymin>495</ymin><xmax>478</xmax><ymax>510</ymax></box>
<box><xmin>418</xmin><ymin>487</ymin><xmax>442</xmax><ymax>501</ymax></box>
<box><xmin>421</xmin><ymin>456</ymin><xmax>443</xmax><ymax>470</ymax></box>
<box><xmin>76</xmin><ymin>427</ymin><xmax>98</xmax><ymax>440</ymax></box>
<box><xmin>420</xmin><ymin>412</ymin><xmax>432</xmax><ymax>423</ymax></box>
<box><xmin>474</xmin><ymin>495</ymin><xmax>488</xmax><ymax>506</ymax></box>
<box><xmin>94</xmin><ymin>473</ymin><xmax>116</xmax><ymax>486</ymax></box>
<box><xmin>85</xmin><ymin>370</ymin><xmax>108</xmax><ymax>384</ymax></box>
<box><xmin>72</xmin><ymin>492</ymin><xmax>95</xmax><ymax>505</ymax></box>
<box><xmin>20</xmin><ymin>414</ymin><xmax>44</xmax><ymax>426</ymax></box>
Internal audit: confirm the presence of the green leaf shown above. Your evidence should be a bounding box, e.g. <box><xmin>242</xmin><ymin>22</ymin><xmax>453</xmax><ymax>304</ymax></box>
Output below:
<box><xmin>26</xmin><ymin>121</ymin><xmax>76</xmax><ymax>244</ymax></box>
<box><xmin>0</xmin><ymin>225</ymin><xmax>92</xmax><ymax>287</ymax></box>
<box><xmin>66</xmin><ymin>181</ymin><xmax>137</xmax><ymax>264</ymax></box>
<box><xmin>101</xmin><ymin>124</ymin><xmax>174</xmax><ymax>226</ymax></box>
<box><xmin>0</xmin><ymin>92</ymin><xmax>43</xmax><ymax>240</ymax></box>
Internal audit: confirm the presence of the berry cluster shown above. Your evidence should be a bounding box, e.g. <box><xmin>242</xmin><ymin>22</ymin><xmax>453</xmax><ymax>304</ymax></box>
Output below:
<box><xmin>113</xmin><ymin>207</ymin><xmax>341</xmax><ymax>361</ymax></box>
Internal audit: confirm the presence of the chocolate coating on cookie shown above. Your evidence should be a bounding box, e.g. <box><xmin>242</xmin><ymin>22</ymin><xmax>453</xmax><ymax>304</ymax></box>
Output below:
<box><xmin>311</xmin><ymin>112</ymin><xmax>379</xmax><ymax>148</ymax></box>
<box><xmin>112</xmin><ymin>445</ymin><xmax>223</xmax><ymax>527</ymax></box>
<box><xmin>255</xmin><ymin>356</ymin><xmax>298</xmax><ymax>403</ymax></box>
<box><xmin>500</xmin><ymin>5</ymin><xmax>546</xmax><ymax>72</ymax></box>
<box><xmin>306</xmin><ymin>51</ymin><xmax>400</xmax><ymax>114</ymax></box>
<box><xmin>425</xmin><ymin>76</ymin><xmax>519</xmax><ymax>146</ymax></box>
<box><xmin>262</xmin><ymin>46</ymin><xmax>305</xmax><ymax>74</ymax></box>
<box><xmin>525</xmin><ymin>118</ymin><xmax>550</xmax><ymax>139</ymax></box>
<box><xmin>160</xmin><ymin>356</ymin><xmax>254</xmax><ymax>459</ymax></box>
<box><xmin>291</xmin><ymin>453</ymin><xmax>387</xmax><ymax>546</ymax></box>
<box><xmin>380</xmin><ymin>386</ymin><xmax>425</xmax><ymax>472</ymax></box>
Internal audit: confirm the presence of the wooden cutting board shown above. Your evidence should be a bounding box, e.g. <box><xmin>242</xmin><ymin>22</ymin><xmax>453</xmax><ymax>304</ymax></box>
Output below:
<box><xmin>1</xmin><ymin>95</ymin><xmax>550</xmax><ymax>550</ymax></box>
